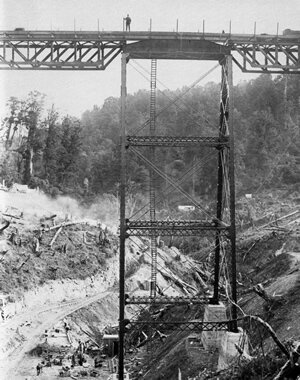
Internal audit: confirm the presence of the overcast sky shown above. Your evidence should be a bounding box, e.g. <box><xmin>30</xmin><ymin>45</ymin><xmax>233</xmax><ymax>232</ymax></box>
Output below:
<box><xmin>0</xmin><ymin>0</ymin><xmax>299</xmax><ymax>119</ymax></box>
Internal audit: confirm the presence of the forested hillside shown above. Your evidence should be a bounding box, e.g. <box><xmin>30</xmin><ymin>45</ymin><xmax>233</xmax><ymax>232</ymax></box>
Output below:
<box><xmin>0</xmin><ymin>74</ymin><xmax>299</xmax><ymax>204</ymax></box>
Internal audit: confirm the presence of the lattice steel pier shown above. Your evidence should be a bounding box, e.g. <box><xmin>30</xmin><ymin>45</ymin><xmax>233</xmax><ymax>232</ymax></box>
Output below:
<box><xmin>119</xmin><ymin>38</ymin><xmax>236</xmax><ymax>380</ymax></box>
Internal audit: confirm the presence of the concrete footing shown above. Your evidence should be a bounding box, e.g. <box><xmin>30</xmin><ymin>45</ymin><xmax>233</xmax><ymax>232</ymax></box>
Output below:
<box><xmin>218</xmin><ymin>329</ymin><xmax>249</xmax><ymax>370</ymax></box>
<box><xmin>201</xmin><ymin>303</ymin><xmax>226</xmax><ymax>350</ymax></box>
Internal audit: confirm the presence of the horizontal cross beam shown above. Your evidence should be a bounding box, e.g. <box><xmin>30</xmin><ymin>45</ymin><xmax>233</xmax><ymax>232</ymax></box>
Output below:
<box><xmin>128</xmin><ymin>319</ymin><xmax>230</xmax><ymax>332</ymax></box>
<box><xmin>125</xmin><ymin>295</ymin><xmax>210</xmax><ymax>305</ymax></box>
<box><xmin>126</xmin><ymin>135</ymin><xmax>229</xmax><ymax>147</ymax></box>
<box><xmin>126</xmin><ymin>219</ymin><xmax>229</xmax><ymax>237</ymax></box>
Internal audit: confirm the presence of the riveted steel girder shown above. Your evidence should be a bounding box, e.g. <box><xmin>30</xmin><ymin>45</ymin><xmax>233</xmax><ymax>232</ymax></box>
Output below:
<box><xmin>126</xmin><ymin>135</ymin><xmax>229</xmax><ymax>147</ymax></box>
<box><xmin>125</xmin><ymin>295</ymin><xmax>210</xmax><ymax>305</ymax></box>
<box><xmin>232</xmin><ymin>42</ymin><xmax>300</xmax><ymax>73</ymax></box>
<box><xmin>128</xmin><ymin>319</ymin><xmax>231</xmax><ymax>332</ymax></box>
<box><xmin>0</xmin><ymin>30</ymin><xmax>299</xmax><ymax>72</ymax></box>
<box><xmin>126</xmin><ymin>220</ymin><xmax>228</xmax><ymax>237</ymax></box>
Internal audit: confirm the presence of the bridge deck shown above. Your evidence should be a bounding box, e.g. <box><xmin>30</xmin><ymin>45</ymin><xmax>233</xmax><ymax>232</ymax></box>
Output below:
<box><xmin>0</xmin><ymin>30</ymin><xmax>298</xmax><ymax>72</ymax></box>
<box><xmin>0</xmin><ymin>30</ymin><xmax>299</xmax><ymax>45</ymax></box>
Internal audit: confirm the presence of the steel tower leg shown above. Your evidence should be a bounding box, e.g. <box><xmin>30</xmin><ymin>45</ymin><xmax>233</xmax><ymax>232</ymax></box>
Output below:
<box><xmin>149</xmin><ymin>59</ymin><xmax>157</xmax><ymax>298</ymax></box>
<box><xmin>227</xmin><ymin>55</ymin><xmax>238</xmax><ymax>331</ymax></box>
<box><xmin>119</xmin><ymin>52</ymin><xmax>127</xmax><ymax>380</ymax></box>
<box><xmin>212</xmin><ymin>62</ymin><xmax>227</xmax><ymax>304</ymax></box>
<box><xmin>213</xmin><ymin>56</ymin><xmax>237</xmax><ymax>332</ymax></box>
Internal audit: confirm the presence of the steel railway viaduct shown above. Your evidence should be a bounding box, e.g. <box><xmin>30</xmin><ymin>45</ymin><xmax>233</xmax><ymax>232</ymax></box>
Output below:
<box><xmin>1</xmin><ymin>30</ymin><xmax>299</xmax><ymax>379</ymax></box>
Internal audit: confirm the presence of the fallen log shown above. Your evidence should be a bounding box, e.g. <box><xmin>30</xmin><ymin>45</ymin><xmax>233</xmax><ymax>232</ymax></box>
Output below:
<box><xmin>79</xmin><ymin>326</ymin><xmax>101</xmax><ymax>348</ymax></box>
<box><xmin>44</xmin><ymin>214</ymin><xmax>57</xmax><ymax>220</ymax></box>
<box><xmin>248</xmin><ymin>315</ymin><xmax>289</xmax><ymax>358</ymax></box>
<box><xmin>261</xmin><ymin>209</ymin><xmax>299</xmax><ymax>229</ymax></box>
<box><xmin>160</xmin><ymin>270</ymin><xmax>197</xmax><ymax>294</ymax></box>
<box><xmin>2</xmin><ymin>213</ymin><xmax>21</xmax><ymax>220</ymax></box>
<box><xmin>274</xmin><ymin>342</ymin><xmax>300</xmax><ymax>380</ymax></box>
<box><xmin>194</xmin><ymin>271</ymin><xmax>209</xmax><ymax>292</ymax></box>
<box><xmin>17</xmin><ymin>256</ymin><xmax>30</xmax><ymax>272</ymax></box>
<box><xmin>243</xmin><ymin>240</ymin><xmax>258</xmax><ymax>262</ymax></box>
<box><xmin>0</xmin><ymin>220</ymin><xmax>10</xmax><ymax>234</ymax></box>
<box><xmin>46</xmin><ymin>221</ymin><xmax>86</xmax><ymax>232</ymax></box>
<box><xmin>253</xmin><ymin>283</ymin><xmax>284</xmax><ymax>309</ymax></box>
<box><xmin>49</xmin><ymin>226</ymin><xmax>62</xmax><ymax>248</ymax></box>
<box><xmin>136</xmin><ymin>331</ymin><xmax>149</xmax><ymax>348</ymax></box>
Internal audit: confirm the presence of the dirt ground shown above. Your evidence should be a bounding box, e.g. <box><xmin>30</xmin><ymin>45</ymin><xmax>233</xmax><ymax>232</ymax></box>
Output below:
<box><xmin>0</xmin><ymin>187</ymin><xmax>203</xmax><ymax>379</ymax></box>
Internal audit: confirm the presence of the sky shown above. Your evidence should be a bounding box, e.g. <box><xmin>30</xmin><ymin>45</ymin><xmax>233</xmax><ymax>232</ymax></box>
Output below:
<box><xmin>0</xmin><ymin>0</ymin><xmax>299</xmax><ymax>119</ymax></box>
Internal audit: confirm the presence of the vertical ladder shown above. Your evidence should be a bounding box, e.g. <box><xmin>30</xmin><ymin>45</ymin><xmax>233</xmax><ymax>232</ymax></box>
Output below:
<box><xmin>149</xmin><ymin>59</ymin><xmax>157</xmax><ymax>298</ymax></box>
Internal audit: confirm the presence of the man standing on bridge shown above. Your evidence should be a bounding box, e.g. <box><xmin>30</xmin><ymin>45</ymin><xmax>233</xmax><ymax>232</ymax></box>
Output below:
<box><xmin>124</xmin><ymin>14</ymin><xmax>131</xmax><ymax>31</ymax></box>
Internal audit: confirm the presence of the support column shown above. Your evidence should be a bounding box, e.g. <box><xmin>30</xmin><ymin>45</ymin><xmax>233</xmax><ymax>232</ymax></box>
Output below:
<box><xmin>227</xmin><ymin>55</ymin><xmax>238</xmax><ymax>331</ymax></box>
<box><xmin>212</xmin><ymin>62</ymin><xmax>227</xmax><ymax>304</ymax></box>
<box><xmin>118</xmin><ymin>52</ymin><xmax>127</xmax><ymax>380</ymax></box>
<box><xmin>149</xmin><ymin>59</ymin><xmax>157</xmax><ymax>297</ymax></box>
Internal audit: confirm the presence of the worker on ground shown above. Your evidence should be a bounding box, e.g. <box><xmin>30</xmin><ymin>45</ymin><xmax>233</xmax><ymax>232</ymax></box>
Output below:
<box><xmin>71</xmin><ymin>352</ymin><xmax>76</xmax><ymax>367</ymax></box>
<box><xmin>124</xmin><ymin>14</ymin><xmax>131</xmax><ymax>31</ymax></box>
<box><xmin>78</xmin><ymin>352</ymin><xmax>84</xmax><ymax>366</ymax></box>
<box><xmin>78</xmin><ymin>339</ymin><xmax>85</xmax><ymax>353</ymax></box>
<box><xmin>36</xmin><ymin>362</ymin><xmax>42</xmax><ymax>376</ymax></box>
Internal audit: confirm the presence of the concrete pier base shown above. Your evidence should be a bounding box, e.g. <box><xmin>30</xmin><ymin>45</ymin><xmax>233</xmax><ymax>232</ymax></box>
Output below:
<box><xmin>218</xmin><ymin>329</ymin><xmax>249</xmax><ymax>370</ymax></box>
<box><xmin>201</xmin><ymin>302</ymin><xmax>227</xmax><ymax>350</ymax></box>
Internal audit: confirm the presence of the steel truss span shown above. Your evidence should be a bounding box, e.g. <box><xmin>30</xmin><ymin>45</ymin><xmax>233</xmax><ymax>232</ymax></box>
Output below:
<box><xmin>0</xmin><ymin>30</ymin><xmax>299</xmax><ymax>72</ymax></box>
<box><xmin>126</xmin><ymin>219</ymin><xmax>228</xmax><ymax>236</ymax></box>
<box><xmin>128</xmin><ymin>320</ymin><xmax>231</xmax><ymax>332</ymax></box>
<box><xmin>125</xmin><ymin>295</ymin><xmax>210</xmax><ymax>305</ymax></box>
<box><xmin>126</xmin><ymin>135</ymin><xmax>229</xmax><ymax>147</ymax></box>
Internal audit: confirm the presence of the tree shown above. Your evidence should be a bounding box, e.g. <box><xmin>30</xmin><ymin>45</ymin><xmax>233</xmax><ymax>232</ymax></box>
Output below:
<box><xmin>57</xmin><ymin>116</ymin><xmax>82</xmax><ymax>190</ymax></box>
<box><xmin>44</xmin><ymin>107</ymin><xmax>60</xmax><ymax>185</ymax></box>
<box><xmin>22</xmin><ymin>91</ymin><xmax>45</xmax><ymax>184</ymax></box>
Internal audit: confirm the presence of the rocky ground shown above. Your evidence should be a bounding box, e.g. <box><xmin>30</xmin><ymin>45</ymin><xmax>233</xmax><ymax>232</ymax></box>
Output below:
<box><xmin>0</xmin><ymin>186</ymin><xmax>299</xmax><ymax>379</ymax></box>
<box><xmin>131</xmin><ymin>189</ymin><xmax>300</xmax><ymax>380</ymax></box>
<box><xmin>0</xmin><ymin>186</ymin><xmax>205</xmax><ymax>379</ymax></box>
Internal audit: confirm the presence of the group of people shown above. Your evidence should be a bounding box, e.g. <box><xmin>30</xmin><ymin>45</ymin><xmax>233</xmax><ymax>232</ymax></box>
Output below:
<box><xmin>71</xmin><ymin>340</ymin><xmax>88</xmax><ymax>367</ymax></box>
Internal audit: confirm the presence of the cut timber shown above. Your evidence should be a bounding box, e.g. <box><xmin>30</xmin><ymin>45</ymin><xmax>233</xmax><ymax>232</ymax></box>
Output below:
<box><xmin>2</xmin><ymin>213</ymin><xmax>21</xmax><ymax>220</ymax></box>
<box><xmin>253</xmin><ymin>283</ymin><xmax>284</xmax><ymax>307</ymax></box>
<box><xmin>194</xmin><ymin>271</ymin><xmax>209</xmax><ymax>291</ymax></box>
<box><xmin>44</xmin><ymin>214</ymin><xmax>57</xmax><ymax>220</ymax></box>
<box><xmin>274</xmin><ymin>342</ymin><xmax>300</xmax><ymax>380</ymax></box>
<box><xmin>261</xmin><ymin>209</ymin><xmax>299</xmax><ymax>229</ymax></box>
<box><xmin>248</xmin><ymin>315</ymin><xmax>289</xmax><ymax>358</ymax></box>
<box><xmin>242</xmin><ymin>240</ymin><xmax>258</xmax><ymax>262</ymax></box>
<box><xmin>0</xmin><ymin>220</ymin><xmax>10</xmax><ymax>234</ymax></box>
<box><xmin>46</xmin><ymin>221</ymin><xmax>86</xmax><ymax>231</ymax></box>
<box><xmin>17</xmin><ymin>256</ymin><xmax>30</xmax><ymax>272</ymax></box>
<box><xmin>49</xmin><ymin>226</ymin><xmax>62</xmax><ymax>248</ymax></box>
<box><xmin>160</xmin><ymin>270</ymin><xmax>197</xmax><ymax>294</ymax></box>
<box><xmin>79</xmin><ymin>326</ymin><xmax>101</xmax><ymax>348</ymax></box>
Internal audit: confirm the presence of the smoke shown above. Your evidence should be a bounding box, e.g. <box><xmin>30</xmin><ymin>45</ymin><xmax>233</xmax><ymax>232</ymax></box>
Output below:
<box><xmin>0</xmin><ymin>189</ymin><xmax>119</xmax><ymax>232</ymax></box>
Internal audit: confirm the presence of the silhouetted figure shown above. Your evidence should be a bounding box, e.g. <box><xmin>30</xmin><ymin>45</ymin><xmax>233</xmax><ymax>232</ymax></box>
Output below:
<box><xmin>71</xmin><ymin>353</ymin><xmax>76</xmax><ymax>367</ymax></box>
<box><xmin>124</xmin><ymin>14</ymin><xmax>131</xmax><ymax>31</ymax></box>
<box><xmin>36</xmin><ymin>363</ymin><xmax>42</xmax><ymax>376</ymax></box>
<box><xmin>78</xmin><ymin>352</ymin><xmax>84</xmax><ymax>366</ymax></box>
